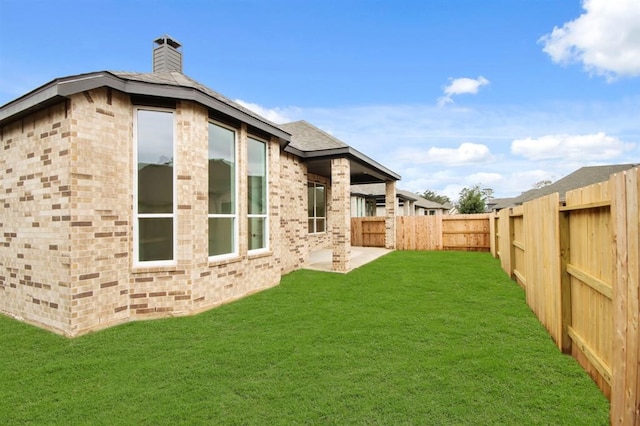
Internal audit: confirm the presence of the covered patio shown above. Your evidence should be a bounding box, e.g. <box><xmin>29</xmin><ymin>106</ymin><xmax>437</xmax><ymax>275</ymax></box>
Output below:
<box><xmin>281</xmin><ymin>121</ymin><xmax>400</xmax><ymax>273</ymax></box>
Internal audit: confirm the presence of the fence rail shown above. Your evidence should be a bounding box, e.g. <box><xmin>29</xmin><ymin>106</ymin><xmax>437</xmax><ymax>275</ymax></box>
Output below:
<box><xmin>490</xmin><ymin>167</ymin><xmax>639</xmax><ymax>425</ymax></box>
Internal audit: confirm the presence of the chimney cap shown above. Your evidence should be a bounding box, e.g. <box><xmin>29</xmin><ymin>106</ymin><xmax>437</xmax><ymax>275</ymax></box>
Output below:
<box><xmin>154</xmin><ymin>34</ymin><xmax>182</xmax><ymax>50</ymax></box>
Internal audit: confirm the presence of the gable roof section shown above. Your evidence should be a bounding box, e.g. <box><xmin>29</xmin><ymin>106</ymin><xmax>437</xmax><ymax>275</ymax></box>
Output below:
<box><xmin>0</xmin><ymin>70</ymin><xmax>291</xmax><ymax>146</ymax></box>
<box><xmin>282</xmin><ymin>120</ymin><xmax>400</xmax><ymax>183</ymax></box>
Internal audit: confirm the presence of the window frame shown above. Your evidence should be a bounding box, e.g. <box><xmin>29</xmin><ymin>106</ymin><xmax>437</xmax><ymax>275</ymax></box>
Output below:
<box><xmin>308</xmin><ymin>181</ymin><xmax>327</xmax><ymax>234</ymax></box>
<box><xmin>247</xmin><ymin>135</ymin><xmax>269</xmax><ymax>254</ymax></box>
<box><xmin>207</xmin><ymin>120</ymin><xmax>239</xmax><ymax>261</ymax></box>
<box><xmin>133</xmin><ymin>107</ymin><xmax>177</xmax><ymax>267</ymax></box>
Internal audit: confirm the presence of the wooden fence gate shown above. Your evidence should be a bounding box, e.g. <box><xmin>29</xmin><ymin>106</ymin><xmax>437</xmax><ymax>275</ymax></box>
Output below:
<box><xmin>350</xmin><ymin>217</ymin><xmax>386</xmax><ymax>247</ymax></box>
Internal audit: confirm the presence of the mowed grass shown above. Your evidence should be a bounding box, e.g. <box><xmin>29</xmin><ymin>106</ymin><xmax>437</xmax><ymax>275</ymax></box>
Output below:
<box><xmin>1</xmin><ymin>251</ymin><xmax>608</xmax><ymax>425</ymax></box>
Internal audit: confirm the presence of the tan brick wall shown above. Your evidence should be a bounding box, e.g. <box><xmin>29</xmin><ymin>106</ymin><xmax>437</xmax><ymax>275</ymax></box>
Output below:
<box><xmin>2</xmin><ymin>86</ymin><xmax>357</xmax><ymax>336</ymax></box>
<box><xmin>0</xmin><ymin>101</ymin><xmax>73</xmax><ymax>333</ymax></box>
<box><xmin>279</xmin><ymin>152</ymin><xmax>309</xmax><ymax>274</ymax></box>
<box><xmin>331</xmin><ymin>158</ymin><xmax>351</xmax><ymax>272</ymax></box>
<box><xmin>65</xmin><ymin>88</ymin><xmax>133</xmax><ymax>334</ymax></box>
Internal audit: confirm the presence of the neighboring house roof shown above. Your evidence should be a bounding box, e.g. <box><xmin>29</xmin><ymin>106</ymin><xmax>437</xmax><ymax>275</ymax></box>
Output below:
<box><xmin>493</xmin><ymin>164</ymin><xmax>639</xmax><ymax>210</ymax></box>
<box><xmin>282</xmin><ymin>121</ymin><xmax>401</xmax><ymax>184</ymax></box>
<box><xmin>351</xmin><ymin>183</ymin><xmax>415</xmax><ymax>200</ymax></box>
<box><xmin>0</xmin><ymin>70</ymin><xmax>291</xmax><ymax>146</ymax></box>
<box><xmin>487</xmin><ymin>197</ymin><xmax>516</xmax><ymax>211</ymax></box>
<box><xmin>413</xmin><ymin>195</ymin><xmax>450</xmax><ymax>210</ymax></box>
<box><xmin>351</xmin><ymin>183</ymin><xmax>449</xmax><ymax>209</ymax></box>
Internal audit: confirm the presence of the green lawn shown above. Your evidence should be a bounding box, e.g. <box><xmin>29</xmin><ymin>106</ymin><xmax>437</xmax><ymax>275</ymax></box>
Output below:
<box><xmin>1</xmin><ymin>251</ymin><xmax>609</xmax><ymax>425</ymax></box>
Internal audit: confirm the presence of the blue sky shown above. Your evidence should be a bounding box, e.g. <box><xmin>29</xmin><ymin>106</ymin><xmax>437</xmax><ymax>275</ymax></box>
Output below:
<box><xmin>1</xmin><ymin>0</ymin><xmax>639</xmax><ymax>200</ymax></box>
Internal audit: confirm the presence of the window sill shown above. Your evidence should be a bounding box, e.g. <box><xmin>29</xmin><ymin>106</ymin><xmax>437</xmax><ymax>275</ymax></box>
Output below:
<box><xmin>248</xmin><ymin>250</ymin><xmax>273</xmax><ymax>260</ymax></box>
<box><xmin>208</xmin><ymin>255</ymin><xmax>243</xmax><ymax>267</ymax></box>
<box><xmin>132</xmin><ymin>262</ymin><xmax>179</xmax><ymax>274</ymax></box>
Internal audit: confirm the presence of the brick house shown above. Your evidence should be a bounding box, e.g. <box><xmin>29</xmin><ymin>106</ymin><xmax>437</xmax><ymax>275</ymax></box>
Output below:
<box><xmin>0</xmin><ymin>36</ymin><xmax>399</xmax><ymax>336</ymax></box>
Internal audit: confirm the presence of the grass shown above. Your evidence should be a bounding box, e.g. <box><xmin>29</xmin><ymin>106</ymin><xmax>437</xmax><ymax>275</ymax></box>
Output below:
<box><xmin>1</xmin><ymin>251</ymin><xmax>609</xmax><ymax>425</ymax></box>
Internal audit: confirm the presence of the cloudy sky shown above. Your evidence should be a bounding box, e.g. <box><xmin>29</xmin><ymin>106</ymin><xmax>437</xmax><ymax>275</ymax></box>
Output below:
<box><xmin>1</xmin><ymin>0</ymin><xmax>639</xmax><ymax>200</ymax></box>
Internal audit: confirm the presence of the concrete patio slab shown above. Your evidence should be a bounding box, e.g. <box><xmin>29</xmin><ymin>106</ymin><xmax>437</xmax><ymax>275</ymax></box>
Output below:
<box><xmin>305</xmin><ymin>246</ymin><xmax>392</xmax><ymax>273</ymax></box>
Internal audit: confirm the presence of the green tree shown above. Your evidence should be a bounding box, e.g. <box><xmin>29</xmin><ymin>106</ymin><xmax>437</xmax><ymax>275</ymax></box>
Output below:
<box><xmin>456</xmin><ymin>185</ymin><xmax>487</xmax><ymax>213</ymax></box>
<box><xmin>420</xmin><ymin>189</ymin><xmax>451</xmax><ymax>205</ymax></box>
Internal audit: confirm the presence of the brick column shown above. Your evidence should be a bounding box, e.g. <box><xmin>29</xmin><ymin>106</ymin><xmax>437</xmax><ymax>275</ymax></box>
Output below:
<box><xmin>331</xmin><ymin>158</ymin><xmax>351</xmax><ymax>272</ymax></box>
<box><xmin>385</xmin><ymin>181</ymin><xmax>396</xmax><ymax>249</ymax></box>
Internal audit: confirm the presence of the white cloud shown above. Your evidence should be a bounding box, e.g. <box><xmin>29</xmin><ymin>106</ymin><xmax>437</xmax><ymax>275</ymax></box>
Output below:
<box><xmin>511</xmin><ymin>132</ymin><xmax>635</xmax><ymax>160</ymax></box>
<box><xmin>438</xmin><ymin>76</ymin><xmax>490</xmax><ymax>106</ymax></box>
<box><xmin>539</xmin><ymin>0</ymin><xmax>640</xmax><ymax>79</ymax></box>
<box><xmin>468</xmin><ymin>172</ymin><xmax>503</xmax><ymax>185</ymax></box>
<box><xmin>234</xmin><ymin>99</ymin><xmax>298</xmax><ymax>124</ymax></box>
<box><xmin>397</xmin><ymin>142</ymin><xmax>494</xmax><ymax>166</ymax></box>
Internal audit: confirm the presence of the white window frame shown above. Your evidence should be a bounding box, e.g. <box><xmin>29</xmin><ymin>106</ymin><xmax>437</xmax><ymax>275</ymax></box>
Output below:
<box><xmin>308</xmin><ymin>181</ymin><xmax>327</xmax><ymax>234</ymax></box>
<box><xmin>247</xmin><ymin>136</ymin><xmax>269</xmax><ymax>254</ymax></box>
<box><xmin>133</xmin><ymin>107</ymin><xmax>177</xmax><ymax>267</ymax></box>
<box><xmin>208</xmin><ymin>120</ymin><xmax>239</xmax><ymax>261</ymax></box>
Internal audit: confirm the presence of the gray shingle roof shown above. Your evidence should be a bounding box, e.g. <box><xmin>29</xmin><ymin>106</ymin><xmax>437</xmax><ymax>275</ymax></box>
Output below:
<box><xmin>111</xmin><ymin>71</ymin><xmax>285</xmax><ymax>131</ymax></box>
<box><xmin>494</xmin><ymin>164</ymin><xmax>639</xmax><ymax>209</ymax></box>
<box><xmin>280</xmin><ymin>120</ymin><xmax>348</xmax><ymax>151</ymax></box>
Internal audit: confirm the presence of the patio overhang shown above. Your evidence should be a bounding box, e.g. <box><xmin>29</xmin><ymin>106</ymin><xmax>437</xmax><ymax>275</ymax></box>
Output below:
<box><xmin>284</xmin><ymin>145</ymin><xmax>400</xmax><ymax>184</ymax></box>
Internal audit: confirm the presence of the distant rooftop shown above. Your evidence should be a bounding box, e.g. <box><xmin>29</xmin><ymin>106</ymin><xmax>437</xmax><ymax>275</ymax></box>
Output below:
<box><xmin>491</xmin><ymin>164</ymin><xmax>639</xmax><ymax>210</ymax></box>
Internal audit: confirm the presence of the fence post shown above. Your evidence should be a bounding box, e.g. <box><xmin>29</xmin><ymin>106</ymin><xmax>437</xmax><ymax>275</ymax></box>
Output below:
<box><xmin>489</xmin><ymin>212</ymin><xmax>496</xmax><ymax>257</ymax></box>
<box><xmin>559</xmin><ymin>210</ymin><xmax>572</xmax><ymax>354</ymax></box>
<box><xmin>610</xmin><ymin>169</ymin><xmax>640</xmax><ymax>425</ymax></box>
<box><xmin>508</xmin><ymin>209</ymin><xmax>516</xmax><ymax>280</ymax></box>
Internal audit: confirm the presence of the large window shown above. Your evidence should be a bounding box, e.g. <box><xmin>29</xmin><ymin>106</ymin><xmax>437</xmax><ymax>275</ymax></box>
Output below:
<box><xmin>134</xmin><ymin>108</ymin><xmax>175</xmax><ymax>264</ymax></box>
<box><xmin>248</xmin><ymin>137</ymin><xmax>268</xmax><ymax>251</ymax></box>
<box><xmin>208</xmin><ymin>122</ymin><xmax>237</xmax><ymax>258</ymax></box>
<box><xmin>308</xmin><ymin>182</ymin><xmax>326</xmax><ymax>233</ymax></box>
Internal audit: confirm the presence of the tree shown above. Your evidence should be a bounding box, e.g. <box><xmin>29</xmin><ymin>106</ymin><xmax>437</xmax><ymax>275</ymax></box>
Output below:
<box><xmin>482</xmin><ymin>187</ymin><xmax>494</xmax><ymax>200</ymax></box>
<box><xmin>420</xmin><ymin>189</ymin><xmax>451</xmax><ymax>205</ymax></box>
<box><xmin>456</xmin><ymin>185</ymin><xmax>487</xmax><ymax>213</ymax></box>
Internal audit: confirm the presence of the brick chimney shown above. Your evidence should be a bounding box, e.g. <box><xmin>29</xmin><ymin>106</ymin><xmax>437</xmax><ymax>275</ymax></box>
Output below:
<box><xmin>153</xmin><ymin>35</ymin><xmax>183</xmax><ymax>73</ymax></box>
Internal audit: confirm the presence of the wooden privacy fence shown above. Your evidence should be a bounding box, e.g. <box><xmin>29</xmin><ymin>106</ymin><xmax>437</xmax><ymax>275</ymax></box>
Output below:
<box><xmin>491</xmin><ymin>167</ymin><xmax>639</xmax><ymax>425</ymax></box>
<box><xmin>396</xmin><ymin>214</ymin><xmax>490</xmax><ymax>251</ymax></box>
<box><xmin>351</xmin><ymin>214</ymin><xmax>491</xmax><ymax>251</ymax></box>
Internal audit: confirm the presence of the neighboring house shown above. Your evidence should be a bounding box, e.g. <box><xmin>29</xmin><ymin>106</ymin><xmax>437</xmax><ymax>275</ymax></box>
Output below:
<box><xmin>489</xmin><ymin>164</ymin><xmax>639</xmax><ymax>211</ymax></box>
<box><xmin>413</xmin><ymin>195</ymin><xmax>451</xmax><ymax>216</ymax></box>
<box><xmin>350</xmin><ymin>184</ymin><xmax>449</xmax><ymax>216</ymax></box>
<box><xmin>0</xmin><ymin>36</ymin><xmax>400</xmax><ymax>336</ymax></box>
